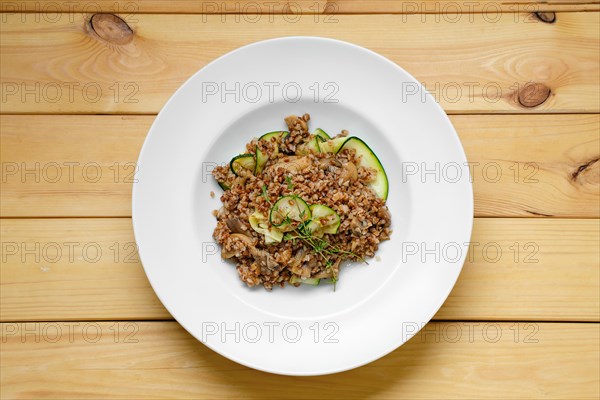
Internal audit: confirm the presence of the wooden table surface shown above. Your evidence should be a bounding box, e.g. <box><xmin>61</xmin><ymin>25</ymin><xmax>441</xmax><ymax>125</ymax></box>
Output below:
<box><xmin>1</xmin><ymin>1</ymin><xmax>599</xmax><ymax>398</ymax></box>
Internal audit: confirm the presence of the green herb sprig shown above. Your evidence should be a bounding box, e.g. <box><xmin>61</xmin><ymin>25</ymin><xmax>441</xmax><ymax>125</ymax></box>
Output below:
<box><xmin>283</xmin><ymin>214</ymin><xmax>367</xmax><ymax>291</ymax></box>
<box><xmin>285</xmin><ymin>176</ymin><xmax>294</xmax><ymax>190</ymax></box>
<box><xmin>261</xmin><ymin>184</ymin><xmax>272</xmax><ymax>205</ymax></box>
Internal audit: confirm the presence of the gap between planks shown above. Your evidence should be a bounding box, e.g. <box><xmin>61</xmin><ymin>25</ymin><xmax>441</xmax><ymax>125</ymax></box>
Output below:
<box><xmin>2</xmin><ymin>114</ymin><xmax>598</xmax><ymax>218</ymax></box>
<box><xmin>1</xmin><ymin>13</ymin><xmax>598</xmax><ymax>114</ymax></box>
<box><xmin>1</xmin><ymin>321</ymin><xmax>598</xmax><ymax>399</ymax></box>
<box><xmin>1</xmin><ymin>217</ymin><xmax>598</xmax><ymax>322</ymax></box>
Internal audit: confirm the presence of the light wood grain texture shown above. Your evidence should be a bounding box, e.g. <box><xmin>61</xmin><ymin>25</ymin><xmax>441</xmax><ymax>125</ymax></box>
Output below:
<box><xmin>0</xmin><ymin>218</ymin><xmax>166</xmax><ymax>321</ymax></box>
<box><xmin>460</xmin><ymin>114</ymin><xmax>600</xmax><ymax>217</ymax></box>
<box><xmin>1</xmin><ymin>218</ymin><xmax>598</xmax><ymax>321</ymax></box>
<box><xmin>1</xmin><ymin>13</ymin><xmax>598</xmax><ymax>114</ymax></box>
<box><xmin>0</xmin><ymin>115</ymin><xmax>145</xmax><ymax>217</ymax></box>
<box><xmin>2</xmin><ymin>114</ymin><xmax>598</xmax><ymax>218</ymax></box>
<box><xmin>436</xmin><ymin>218</ymin><xmax>600</xmax><ymax>321</ymax></box>
<box><xmin>0</xmin><ymin>5</ymin><xmax>598</xmax><ymax>400</ymax></box>
<box><xmin>4</xmin><ymin>0</ymin><xmax>599</xmax><ymax>13</ymax></box>
<box><xmin>1</xmin><ymin>321</ymin><xmax>598</xmax><ymax>399</ymax></box>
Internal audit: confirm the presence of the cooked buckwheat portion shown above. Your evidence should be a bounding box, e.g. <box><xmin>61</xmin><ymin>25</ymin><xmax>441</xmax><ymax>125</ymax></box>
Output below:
<box><xmin>212</xmin><ymin>114</ymin><xmax>391</xmax><ymax>290</ymax></box>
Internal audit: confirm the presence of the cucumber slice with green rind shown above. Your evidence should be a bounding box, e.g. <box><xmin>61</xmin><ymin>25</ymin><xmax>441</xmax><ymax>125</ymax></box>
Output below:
<box><xmin>230</xmin><ymin>154</ymin><xmax>256</xmax><ymax>176</ymax></box>
<box><xmin>255</xmin><ymin>131</ymin><xmax>288</xmax><ymax>174</ymax></box>
<box><xmin>255</xmin><ymin>148</ymin><xmax>268</xmax><ymax>174</ymax></box>
<box><xmin>290</xmin><ymin>275</ymin><xmax>320</xmax><ymax>285</ymax></box>
<box><xmin>259</xmin><ymin>130</ymin><xmax>289</xmax><ymax>142</ymax></box>
<box><xmin>217</xmin><ymin>181</ymin><xmax>230</xmax><ymax>190</ymax></box>
<box><xmin>269</xmin><ymin>195</ymin><xmax>311</xmax><ymax>230</ymax></box>
<box><xmin>319</xmin><ymin>137</ymin><xmax>348</xmax><ymax>153</ymax></box>
<box><xmin>309</xmin><ymin>204</ymin><xmax>341</xmax><ymax>234</ymax></box>
<box><xmin>249</xmin><ymin>211</ymin><xmax>283</xmax><ymax>244</ymax></box>
<box><xmin>315</xmin><ymin>135</ymin><xmax>326</xmax><ymax>152</ymax></box>
<box><xmin>304</xmin><ymin>204</ymin><xmax>340</xmax><ymax>237</ymax></box>
<box><xmin>313</xmin><ymin>128</ymin><xmax>331</xmax><ymax>140</ymax></box>
<box><xmin>296</xmin><ymin>135</ymin><xmax>320</xmax><ymax>155</ymax></box>
<box><xmin>338</xmin><ymin>137</ymin><xmax>389</xmax><ymax>200</ymax></box>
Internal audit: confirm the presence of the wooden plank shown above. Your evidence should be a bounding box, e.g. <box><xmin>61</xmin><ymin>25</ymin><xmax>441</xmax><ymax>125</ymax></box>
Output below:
<box><xmin>1</xmin><ymin>218</ymin><xmax>598</xmax><ymax>321</ymax></box>
<box><xmin>435</xmin><ymin>218</ymin><xmax>600</xmax><ymax>321</ymax></box>
<box><xmin>1</xmin><ymin>114</ymin><xmax>598</xmax><ymax>218</ymax></box>
<box><xmin>0</xmin><ymin>218</ymin><xmax>167</xmax><ymax>321</ymax></box>
<box><xmin>1</xmin><ymin>321</ymin><xmax>598</xmax><ymax>399</ymax></box>
<box><xmin>0</xmin><ymin>115</ymin><xmax>145</xmax><ymax>217</ymax></box>
<box><xmin>3</xmin><ymin>1</ymin><xmax>599</xmax><ymax>13</ymax></box>
<box><xmin>459</xmin><ymin>114</ymin><xmax>600</xmax><ymax>218</ymax></box>
<box><xmin>0</xmin><ymin>13</ymin><xmax>598</xmax><ymax>114</ymax></box>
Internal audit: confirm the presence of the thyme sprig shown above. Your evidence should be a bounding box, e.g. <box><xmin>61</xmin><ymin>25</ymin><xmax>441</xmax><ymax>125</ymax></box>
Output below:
<box><xmin>261</xmin><ymin>184</ymin><xmax>271</xmax><ymax>205</ymax></box>
<box><xmin>282</xmin><ymin>214</ymin><xmax>367</xmax><ymax>291</ymax></box>
<box><xmin>285</xmin><ymin>175</ymin><xmax>294</xmax><ymax>190</ymax></box>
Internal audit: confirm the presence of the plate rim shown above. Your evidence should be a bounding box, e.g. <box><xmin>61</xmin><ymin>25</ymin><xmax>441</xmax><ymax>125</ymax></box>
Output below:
<box><xmin>132</xmin><ymin>36</ymin><xmax>474</xmax><ymax>376</ymax></box>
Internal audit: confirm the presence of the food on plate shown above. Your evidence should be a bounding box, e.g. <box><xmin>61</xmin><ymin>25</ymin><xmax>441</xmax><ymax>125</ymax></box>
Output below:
<box><xmin>212</xmin><ymin>113</ymin><xmax>391</xmax><ymax>290</ymax></box>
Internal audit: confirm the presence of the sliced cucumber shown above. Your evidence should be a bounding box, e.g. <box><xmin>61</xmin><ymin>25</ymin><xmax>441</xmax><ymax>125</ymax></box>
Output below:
<box><xmin>230</xmin><ymin>154</ymin><xmax>256</xmax><ymax>177</ymax></box>
<box><xmin>306</xmin><ymin>204</ymin><xmax>341</xmax><ymax>236</ymax></box>
<box><xmin>255</xmin><ymin>131</ymin><xmax>288</xmax><ymax>174</ymax></box>
<box><xmin>338</xmin><ymin>137</ymin><xmax>389</xmax><ymax>200</ymax></box>
<box><xmin>269</xmin><ymin>195</ymin><xmax>311</xmax><ymax>231</ymax></box>
<box><xmin>260</xmin><ymin>130</ymin><xmax>288</xmax><ymax>142</ymax></box>
<box><xmin>255</xmin><ymin>149</ymin><xmax>269</xmax><ymax>175</ymax></box>
<box><xmin>217</xmin><ymin>181</ymin><xmax>230</xmax><ymax>190</ymax></box>
<box><xmin>296</xmin><ymin>135</ymin><xmax>320</xmax><ymax>155</ymax></box>
<box><xmin>313</xmin><ymin>128</ymin><xmax>331</xmax><ymax>140</ymax></box>
<box><xmin>249</xmin><ymin>211</ymin><xmax>283</xmax><ymax>244</ymax></box>
<box><xmin>315</xmin><ymin>135</ymin><xmax>326</xmax><ymax>152</ymax></box>
<box><xmin>290</xmin><ymin>275</ymin><xmax>320</xmax><ymax>286</ymax></box>
<box><xmin>319</xmin><ymin>137</ymin><xmax>348</xmax><ymax>153</ymax></box>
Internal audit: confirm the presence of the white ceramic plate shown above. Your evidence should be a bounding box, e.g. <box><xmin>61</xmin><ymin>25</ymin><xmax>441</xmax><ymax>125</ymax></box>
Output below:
<box><xmin>133</xmin><ymin>37</ymin><xmax>473</xmax><ymax>376</ymax></box>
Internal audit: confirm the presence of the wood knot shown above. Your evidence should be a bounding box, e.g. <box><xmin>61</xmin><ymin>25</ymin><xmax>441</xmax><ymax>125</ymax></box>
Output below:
<box><xmin>90</xmin><ymin>14</ymin><xmax>133</xmax><ymax>45</ymax></box>
<box><xmin>571</xmin><ymin>157</ymin><xmax>599</xmax><ymax>185</ymax></box>
<box><xmin>517</xmin><ymin>82</ymin><xmax>551</xmax><ymax>108</ymax></box>
<box><xmin>534</xmin><ymin>12</ymin><xmax>556</xmax><ymax>24</ymax></box>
